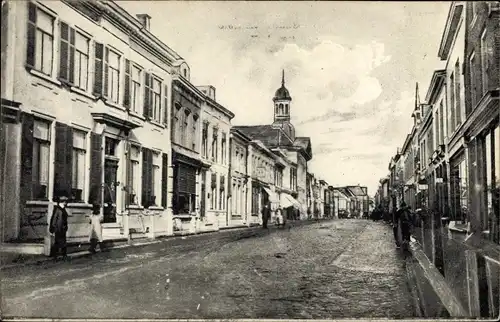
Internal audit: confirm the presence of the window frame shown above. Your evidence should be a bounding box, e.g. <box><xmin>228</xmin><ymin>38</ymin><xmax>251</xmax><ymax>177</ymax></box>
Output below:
<box><xmin>27</xmin><ymin>2</ymin><xmax>56</xmax><ymax>76</ymax></box>
<box><xmin>129</xmin><ymin>144</ymin><xmax>141</xmax><ymax>205</ymax></box>
<box><xmin>32</xmin><ymin>118</ymin><xmax>52</xmax><ymax>201</ymax></box>
<box><xmin>71</xmin><ymin>129</ymin><xmax>87</xmax><ymax>202</ymax></box>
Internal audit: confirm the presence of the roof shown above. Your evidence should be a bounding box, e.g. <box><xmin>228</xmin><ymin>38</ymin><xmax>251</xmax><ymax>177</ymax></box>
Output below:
<box><xmin>346</xmin><ymin>186</ymin><xmax>368</xmax><ymax>197</ymax></box>
<box><xmin>232</xmin><ymin>125</ymin><xmax>295</xmax><ymax>148</ymax></box>
<box><xmin>273</xmin><ymin>70</ymin><xmax>292</xmax><ymax>101</ymax></box>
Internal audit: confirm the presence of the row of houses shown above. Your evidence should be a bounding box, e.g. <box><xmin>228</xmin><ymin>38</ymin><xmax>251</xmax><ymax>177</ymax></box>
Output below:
<box><xmin>375</xmin><ymin>1</ymin><xmax>499</xmax><ymax>318</ymax></box>
<box><xmin>0</xmin><ymin>0</ymin><xmax>336</xmax><ymax>253</ymax></box>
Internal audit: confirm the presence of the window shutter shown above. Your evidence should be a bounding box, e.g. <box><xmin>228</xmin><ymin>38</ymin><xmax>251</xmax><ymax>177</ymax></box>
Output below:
<box><xmin>143</xmin><ymin>73</ymin><xmax>150</xmax><ymax>119</ymax></box>
<box><xmin>93</xmin><ymin>43</ymin><xmax>104</xmax><ymax>96</ymax></box>
<box><xmin>125</xmin><ymin>142</ymin><xmax>132</xmax><ymax>207</ymax></box>
<box><xmin>69</xmin><ymin>27</ymin><xmax>75</xmax><ymax>84</ymax></box>
<box><xmin>103</xmin><ymin>48</ymin><xmax>109</xmax><ymax>98</ymax></box>
<box><xmin>89</xmin><ymin>132</ymin><xmax>103</xmax><ymax>205</ymax></box>
<box><xmin>123</xmin><ymin>59</ymin><xmax>131</xmax><ymax>109</ymax></box>
<box><xmin>163</xmin><ymin>84</ymin><xmax>168</xmax><ymax>126</ymax></box>
<box><xmin>53</xmin><ymin>123</ymin><xmax>73</xmax><ymax>199</ymax></box>
<box><xmin>142</xmin><ymin>148</ymin><xmax>152</xmax><ymax>207</ymax></box>
<box><xmin>161</xmin><ymin>153</ymin><xmax>168</xmax><ymax>208</ymax></box>
<box><xmin>26</xmin><ymin>2</ymin><xmax>37</xmax><ymax>68</ymax></box>
<box><xmin>59</xmin><ymin>22</ymin><xmax>69</xmax><ymax>81</ymax></box>
<box><xmin>20</xmin><ymin>113</ymin><xmax>34</xmax><ymax>203</ymax></box>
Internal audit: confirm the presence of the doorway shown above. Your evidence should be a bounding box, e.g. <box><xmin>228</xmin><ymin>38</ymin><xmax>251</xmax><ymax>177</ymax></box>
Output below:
<box><xmin>103</xmin><ymin>158</ymin><xmax>118</xmax><ymax>223</ymax></box>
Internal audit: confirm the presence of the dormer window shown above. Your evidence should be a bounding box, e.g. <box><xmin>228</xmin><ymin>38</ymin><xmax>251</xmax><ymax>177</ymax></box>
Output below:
<box><xmin>183</xmin><ymin>68</ymin><xmax>187</xmax><ymax>78</ymax></box>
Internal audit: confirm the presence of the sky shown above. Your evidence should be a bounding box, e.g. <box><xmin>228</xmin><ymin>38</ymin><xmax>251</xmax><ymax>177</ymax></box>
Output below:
<box><xmin>121</xmin><ymin>0</ymin><xmax>450</xmax><ymax>196</ymax></box>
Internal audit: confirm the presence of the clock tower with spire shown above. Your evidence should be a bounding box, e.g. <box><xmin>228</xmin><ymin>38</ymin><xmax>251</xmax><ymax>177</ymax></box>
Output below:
<box><xmin>272</xmin><ymin>70</ymin><xmax>295</xmax><ymax>140</ymax></box>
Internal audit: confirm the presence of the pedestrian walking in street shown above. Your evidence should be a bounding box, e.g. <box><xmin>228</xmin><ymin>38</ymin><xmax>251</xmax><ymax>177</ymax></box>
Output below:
<box><xmin>393</xmin><ymin>201</ymin><xmax>412</xmax><ymax>249</ymax></box>
<box><xmin>88</xmin><ymin>204</ymin><xmax>105</xmax><ymax>254</ymax></box>
<box><xmin>275</xmin><ymin>206</ymin><xmax>285</xmax><ymax>228</ymax></box>
<box><xmin>262</xmin><ymin>203</ymin><xmax>271</xmax><ymax>229</ymax></box>
<box><xmin>49</xmin><ymin>195</ymin><xmax>69</xmax><ymax>261</ymax></box>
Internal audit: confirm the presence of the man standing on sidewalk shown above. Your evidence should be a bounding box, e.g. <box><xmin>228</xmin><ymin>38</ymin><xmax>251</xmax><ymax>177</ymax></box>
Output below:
<box><xmin>49</xmin><ymin>195</ymin><xmax>69</xmax><ymax>260</ymax></box>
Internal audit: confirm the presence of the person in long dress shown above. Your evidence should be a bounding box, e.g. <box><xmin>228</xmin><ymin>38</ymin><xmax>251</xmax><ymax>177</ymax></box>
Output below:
<box><xmin>89</xmin><ymin>204</ymin><xmax>104</xmax><ymax>253</ymax></box>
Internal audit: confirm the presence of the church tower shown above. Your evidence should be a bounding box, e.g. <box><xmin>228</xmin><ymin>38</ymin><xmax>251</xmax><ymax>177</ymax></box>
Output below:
<box><xmin>272</xmin><ymin>70</ymin><xmax>295</xmax><ymax>140</ymax></box>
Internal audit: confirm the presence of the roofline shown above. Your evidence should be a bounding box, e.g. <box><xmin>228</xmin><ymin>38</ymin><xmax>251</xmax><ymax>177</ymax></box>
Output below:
<box><xmin>437</xmin><ymin>2</ymin><xmax>464</xmax><ymax>61</ymax></box>
<box><xmin>172</xmin><ymin>76</ymin><xmax>206</xmax><ymax>101</ymax></box>
<box><xmin>205</xmin><ymin>96</ymin><xmax>235</xmax><ymax>120</ymax></box>
<box><xmin>104</xmin><ymin>1</ymin><xmax>182</xmax><ymax>62</ymax></box>
<box><xmin>250</xmin><ymin>140</ymin><xmax>276</xmax><ymax>159</ymax></box>
<box><xmin>424</xmin><ymin>70</ymin><xmax>447</xmax><ymax>103</ymax></box>
<box><xmin>230</xmin><ymin>128</ymin><xmax>252</xmax><ymax>143</ymax></box>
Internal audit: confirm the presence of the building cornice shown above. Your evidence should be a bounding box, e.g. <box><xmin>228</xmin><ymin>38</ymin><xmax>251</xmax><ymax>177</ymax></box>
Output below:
<box><xmin>205</xmin><ymin>96</ymin><xmax>235</xmax><ymax>120</ymax></box>
<box><xmin>424</xmin><ymin>70</ymin><xmax>447</xmax><ymax>104</ymax></box>
<box><xmin>438</xmin><ymin>2</ymin><xmax>464</xmax><ymax>61</ymax></box>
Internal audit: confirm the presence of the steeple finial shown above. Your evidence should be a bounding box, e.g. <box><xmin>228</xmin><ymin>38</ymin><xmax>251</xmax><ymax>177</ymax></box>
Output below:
<box><xmin>282</xmin><ymin>69</ymin><xmax>285</xmax><ymax>86</ymax></box>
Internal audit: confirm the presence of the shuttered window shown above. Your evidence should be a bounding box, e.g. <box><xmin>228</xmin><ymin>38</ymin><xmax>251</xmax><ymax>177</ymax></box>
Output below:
<box><xmin>93</xmin><ymin>42</ymin><xmax>104</xmax><ymax>96</ymax></box>
<box><xmin>142</xmin><ymin>148</ymin><xmax>154</xmax><ymax>208</ymax></box>
<box><xmin>161</xmin><ymin>153</ymin><xmax>169</xmax><ymax>208</ymax></box>
<box><xmin>174</xmin><ymin>163</ymin><xmax>197</xmax><ymax>214</ymax></box>
<box><xmin>89</xmin><ymin>132</ymin><xmax>103</xmax><ymax>205</ymax></box>
<box><xmin>105</xmin><ymin>47</ymin><xmax>120</xmax><ymax>103</ymax></box>
<box><xmin>71</xmin><ymin>129</ymin><xmax>87</xmax><ymax>202</ymax></box>
<box><xmin>143</xmin><ymin>72</ymin><xmax>153</xmax><ymax>119</ymax></box>
<box><xmin>32</xmin><ymin>119</ymin><xmax>52</xmax><ymax>200</ymax></box>
<box><xmin>152</xmin><ymin>151</ymin><xmax>161</xmax><ymax>207</ymax></box>
<box><xmin>210</xmin><ymin>172</ymin><xmax>217</xmax><ymax>210</ymax></box>
<box><xmin>26</xmin><ymin>2</ymin><xmax>54</xmax><ymax>76</ymax></box>
<box><xmin>219</xmin><ymin>175</ymin><xmax>225</xmax><ymax>210</ymax></box>
<box><xmin>221</xmin><ymin>133</ymin><xmax>227</xmax><ymax>164</ymax></box>
<box><xmin>58</xmin><ymin>21</ymin><xmax>75</xmax><ymax>84</ymax></box>
<box><xmin>163</xmin><ymin>84</ymin><xmax>169</xmax><ymax>126</ymax></box>
<box><xmin>129</xmin><ymin>145</ymin><xmax>141</xmax><ymax>205</ymax></box>
<box><xmin>53</xmin><ymin>122</ymin><xmax>73</xmax><ymax>199</ymax></box>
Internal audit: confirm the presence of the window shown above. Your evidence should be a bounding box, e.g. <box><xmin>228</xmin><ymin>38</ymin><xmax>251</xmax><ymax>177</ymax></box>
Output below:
<box><xmin>105</xmin><ymin>47</ymin><xmax>120</xmax><ymax>103</ymax></box>
<box><xmin>192</xmin><ymin>114</ymin><xmax>198</xmax><ymax>151</ymax></box>
<box><xmin>202</xmin><ymin>122</ymin><xmax>208</xmax><ymax>158</ymax></box>
<box><xmin>439</xmin><ymin>101</ymin><xmax>444</xmax><ymax>144</ymax></box>
<box><xmin>129</xmin><ymin>145</ymin><xmax>140</xmax><ymax>205</ymax></box>
<box><xmin>26</xmin><ymin>3</ymin><xmax>54</xmax><ymax>76</ymax></box>
<box><xmin>124</xmin><ymin>60</ymin><xmax>142</xmax><ymax>113</ymax></box>
<box><xmin>183</xmin><ymin>109</ymin><xmax>190</xmax><ymax>147</ymax></box>
<box><xmin>221</xmin><ymin>132</ymin><xmax>227</xmax><ymax>164</ymax></box>
<box><xmin>152</xmin><ymin>152</ymin><xmax>161</xmax><ymax>206</ymax></box>
<box><xmin>470</xmin><ymin>52</ymin><xmax>478</xmax><ymax>108</ymax></box>
<box><xmin>33</xmin><ymin>119</ymin><xmax>51</xmax><ymax>200</ymax></box>
<box><xmin>163</xmin><ymin>85</ymin><xmax>168</xmax><ymax>127</ymax></box>
<box><xmin>152</xmin><ymin>78</ymin><xmax>162</xmax><ymax>122</ymax></box>
<box><xmin>449</xmin><ymin>72</ymin><xmax>456</xmax><ymax>132</ymax></box>
<box><xmin>173</xmin><ymin>104</ymin><xmax>181</xmax><ymax>144</ymax></box>
<box><xmin>285</xmin><ymin>104</ymin><xmax>289</xmax><ymax>115</ymax></box>
<box><xmin>72</xmin><ymin>130</ymin><xmax>86</xmax><ymax>202</ymax></box>
<box><xmin>212</xmin><ymin>127</ymin><xmax>218</xmax><ymax>161</ymax></box>
<box><xmin>454</xmin><ymin>61</ymin><xmax>461</xmax><ymax>126</ymax></box>
<box><xmin>219</xmin><ymin>176</ymin><xmax>225</xmax><ymax>210</ymax></box>
<box><xmin>59</xmin><ymin>22</ymin><xmax>89</xmax><ymax>90</ymax></box>
<box><xmin>481</xmin><ymin>28</ymin><xmax>489</xmax><ymax>96</ymax></box>
<box><xmin>210</xmin><ymin>173</ymin><xmax>217</xmax><ymax>210</ymax></box>
<box><xmin>450</xmin><ymin>157</ymin><xmax>468</xmax><ymax>222</ymax></box>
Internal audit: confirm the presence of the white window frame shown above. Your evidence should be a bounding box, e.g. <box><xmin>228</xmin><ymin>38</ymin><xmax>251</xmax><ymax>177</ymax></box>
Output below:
<box><xmin>71</xmin><ymin>129</ymin><xmax>87</xmax><ymax>202</ymax></box>
<box><xmin>152</xmin><ymin>76</ymin><xmax>162</xmax><ymax>122</ymax></box>
<box><xmin>73</xmin><ymin>28</ymin><xmax>90</xmax><ymax>91</ymax></box>
<box><xmin>152</xmin><ymin>151</ymin><xmax>161</xmax><ymax>207</ymax></box>
<box><xmin>105</xmin><ymin>47</ymin><xmax>121</xmax><ymax>104</ymax></box>
<box><xmin>30</xmin><ymin>3</ymin><xmax>56</xmax><ymax>76</ymax></box>
<box><xmin>130</xmin><ymin>145</ymin><xmax>141</xmax><ymax>205</ymax></box>
<box><xmin>32</xmin><ymin>118</ymin><xmax>52</xmax><ymax>200</ymax></box>
<box><xmin>131</xmin><ymin>63</ymin><xmax>143</xmax><ymax>114</ymax></box>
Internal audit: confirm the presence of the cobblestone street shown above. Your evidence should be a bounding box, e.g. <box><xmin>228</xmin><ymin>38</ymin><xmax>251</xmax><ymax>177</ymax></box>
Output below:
<box><xmin>1</xmin><ymin>219</ymin><xmax>415</xmax><ymax>319</ymax></box>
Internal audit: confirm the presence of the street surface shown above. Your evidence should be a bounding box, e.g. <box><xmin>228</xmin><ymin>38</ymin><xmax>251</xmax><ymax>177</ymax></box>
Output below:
<box><xmin>1</xmin><ymin>219</ymin><xmax>415</xmax><ymax>319</ymax></box>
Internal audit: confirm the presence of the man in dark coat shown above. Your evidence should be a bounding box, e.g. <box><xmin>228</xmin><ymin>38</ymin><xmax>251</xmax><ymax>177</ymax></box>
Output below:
<box><xmin>49</xmin><ymin>195</ymin><xmax>69</xmax><ymax>260</ymax></box>
<box><xmin>394</xmin><ymin>201</ymin><xmax>412</xmax><ymax>249</ymax></box>
<box><xmin>262</xmin><ymin>203</ymin><xmax>271</xmax><ymax>229</ymax></box>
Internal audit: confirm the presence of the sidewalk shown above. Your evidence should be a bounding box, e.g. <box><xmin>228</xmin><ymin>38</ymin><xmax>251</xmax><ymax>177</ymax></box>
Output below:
<box><xmin>0</xmin><ymin>219</ymin><xmax>323</xmax><ymax>270</ymax></box>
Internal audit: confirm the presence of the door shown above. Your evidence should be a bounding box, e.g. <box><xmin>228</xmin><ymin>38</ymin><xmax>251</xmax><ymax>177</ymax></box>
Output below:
<box><xmin>103</xmin><ymin>158</ymin><xmax>118</xmax><ymax>223</ymax></box>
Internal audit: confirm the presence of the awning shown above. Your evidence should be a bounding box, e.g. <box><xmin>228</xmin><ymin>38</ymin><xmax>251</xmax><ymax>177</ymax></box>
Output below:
<box><xmin>281</xmin><ymin>193</ymin><xmax>300</xmax><ymax>209</ymax></box>
<box><xmin>262</xmin><ymin>187</ymin><xmax>279</xmax><ymax>203</ymax></box>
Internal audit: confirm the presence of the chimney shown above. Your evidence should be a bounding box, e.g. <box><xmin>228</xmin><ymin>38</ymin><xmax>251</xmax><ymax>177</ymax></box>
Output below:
<box><xmin>136</xmin><ymin>14</ymin><xmax>151</xmax><ymax>31</ymax></box>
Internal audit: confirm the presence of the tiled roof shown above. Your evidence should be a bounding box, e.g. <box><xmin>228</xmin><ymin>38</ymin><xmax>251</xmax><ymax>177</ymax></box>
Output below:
<box><xmin>233</xmin><ymin>125</ymin><xmax>295</xmax><ymax>148</ymax></box>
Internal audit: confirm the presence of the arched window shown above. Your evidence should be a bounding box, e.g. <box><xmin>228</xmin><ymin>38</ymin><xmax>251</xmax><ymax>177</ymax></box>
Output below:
<box><xmin>275</xmin><ymin>104</ymin><xmax>279</xmax><ymax>115</ymax></box>
<box><xmin>285</xmin><ymin>104</ymin><xmax>289</xmax><ymax>115</ymax></box>
<box><xmin>279</xmin><ymin>103</ymin><xmax>284</xmax><ymax>115</ymax></box>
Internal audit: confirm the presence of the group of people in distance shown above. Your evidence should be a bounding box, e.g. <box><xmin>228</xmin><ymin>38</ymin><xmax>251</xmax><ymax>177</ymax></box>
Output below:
<box><xmin>371</xmin><ymin>201</ymin><xmax>413</xmax><ymax>250</ymax></box>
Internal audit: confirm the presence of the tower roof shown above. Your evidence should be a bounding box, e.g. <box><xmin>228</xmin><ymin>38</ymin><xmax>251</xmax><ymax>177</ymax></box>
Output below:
<box><xmin>273</xmin><ymin>70</ymin><xmax>292</xmax><ymax>101</ymax></box>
